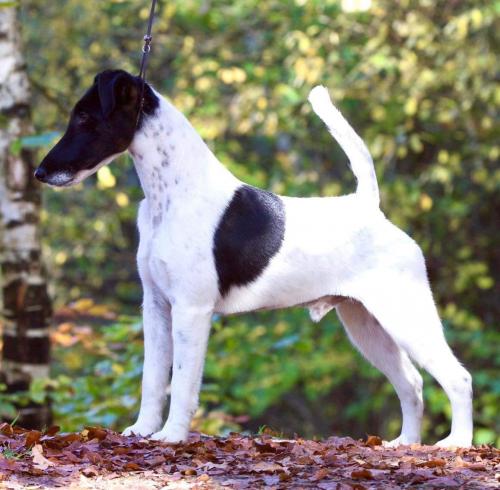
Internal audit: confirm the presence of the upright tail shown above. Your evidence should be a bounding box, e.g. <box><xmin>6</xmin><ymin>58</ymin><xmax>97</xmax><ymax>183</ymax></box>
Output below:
<box><xmin>308</xmin><ymin>85</ymin><xmax>379</xmax><ymax>206</ymax></box>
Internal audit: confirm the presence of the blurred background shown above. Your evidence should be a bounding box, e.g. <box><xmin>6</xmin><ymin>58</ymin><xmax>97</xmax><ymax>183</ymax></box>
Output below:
<box><xmin>0</xmin><ymin>0</ymin><xmax>498</xmax><ymax>445</ymax></box>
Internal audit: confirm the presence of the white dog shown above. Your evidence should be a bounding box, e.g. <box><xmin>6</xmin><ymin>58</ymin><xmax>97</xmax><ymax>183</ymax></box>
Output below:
<box><xmin>35</xmin><ymin>70</ymin><xmax>473</xmax><ymax>447</ymax></box>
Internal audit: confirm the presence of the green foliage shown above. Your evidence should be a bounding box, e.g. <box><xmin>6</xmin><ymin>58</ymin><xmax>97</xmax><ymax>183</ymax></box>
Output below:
<box><xmin>12</xmin><ymin>0</ymin><xmax>499</xmax><ymax>444</ymax></box>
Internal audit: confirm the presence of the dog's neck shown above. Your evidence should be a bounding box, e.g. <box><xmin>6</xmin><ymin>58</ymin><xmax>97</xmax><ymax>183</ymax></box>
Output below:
<box><xmin>128</xmin><ymin>93</ymin><xmax>238</xmax><ymax>226</ymax></box>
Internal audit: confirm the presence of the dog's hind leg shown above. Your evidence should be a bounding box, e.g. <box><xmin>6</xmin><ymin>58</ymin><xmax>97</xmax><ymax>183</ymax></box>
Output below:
<box><xmin>354</xmin><ymin>276</ymin><xmax>473</xmax><ymax>447</ymax></box>
<box><xmin>337</xmin><ymin>299</ymin><xmax>423</xmax><ymax>445</ymax></box>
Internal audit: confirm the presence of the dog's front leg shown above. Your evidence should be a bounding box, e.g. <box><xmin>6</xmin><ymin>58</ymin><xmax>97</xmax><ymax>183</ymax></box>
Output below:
<box><xmin>123</xmin><ymin>288</ymin><xmax>172</xmax><ymax>437</ymax></box>
<box><xmin>151</xmin><ymin>303</ymin><xmax>212</xmax><ymax>443</ymax></box>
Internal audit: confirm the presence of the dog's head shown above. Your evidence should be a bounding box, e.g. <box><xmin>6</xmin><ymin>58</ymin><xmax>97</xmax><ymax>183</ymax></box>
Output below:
<box><xmin>35</xmin><ymin>69</ymin><xmax>158</xmax><ymax>187</ymax></box>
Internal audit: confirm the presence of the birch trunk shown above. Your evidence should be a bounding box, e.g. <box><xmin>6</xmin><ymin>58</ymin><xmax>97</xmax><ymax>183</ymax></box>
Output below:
<box><xmin>0</xmin><ymin>7</ymin><xmax>52</xmax><ymax>428</ymax></box>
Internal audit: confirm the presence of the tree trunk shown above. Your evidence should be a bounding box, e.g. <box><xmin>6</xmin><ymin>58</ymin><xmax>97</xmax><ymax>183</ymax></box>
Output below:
<box><xmin>0</xmin><ymin>6</ymin><xmax>52</xmax><ymax>428</ymax></box>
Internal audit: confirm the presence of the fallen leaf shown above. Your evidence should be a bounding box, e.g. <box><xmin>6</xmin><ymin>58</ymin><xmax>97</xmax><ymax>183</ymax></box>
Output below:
<box><xmin>311</xmin><ymin>468</ymin><xmax>329</xmax><ymax>481</ymax></box>
<box><xmin>32</xmin><ymin>444</ymin><xmax>55</xmax><ymax>470</ymax></box>
<box><xmin>81</xmin><ymin>466</ymin><xmax>99</xmax><ymax>477</ymax></box>
<box><xmin>0</xmin><ymin>425</ymin><xmax>497</xmax><ymax>488</ymax></box>
<box><xmin>86</xmin><ymin>427</ymin><xmax>107</xmax><ymax>441</ymax></box>
<box><xmin>365</xmin><ymin>435</ymin><xmax>383</xmax><ymax>447</ymax></box>
<box><xmin>252</xmin><ymin>461</ymin><xmax>283</xmax><ymax>473</ymax></box>
<box><xmin>0</xmin><ymin>423</ymin><xmax>13</xmax><ymax>436</ymax></box>
<box><xmin>24</xmin><ymin>430</ymin><xmax>41</xmax><ymax>448</ymax></box>
<box><xmin>351</xmin><ymin>469</ymin><xmax>373</xmax><ymax>479</ymax></box>
<box><xmin>44</xmin><ymin>425</ymin><xmax>61</xmax><ymax>436</ymax></box>
<box><xmin>418</xmin><ymin>458</ymin><xmax>446</xmax><ymax>468</ymax></box>
<box><xmin>124</xmin><ymin>462</ymin><xmax>141</xmax><ymax>471</ymax></box>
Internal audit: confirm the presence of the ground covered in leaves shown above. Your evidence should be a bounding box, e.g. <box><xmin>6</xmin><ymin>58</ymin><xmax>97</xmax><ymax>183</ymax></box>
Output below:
<box><xmin>0</xmin><ymin>425</ymin><xmax>498</xmax><ymax>489</ymax></box>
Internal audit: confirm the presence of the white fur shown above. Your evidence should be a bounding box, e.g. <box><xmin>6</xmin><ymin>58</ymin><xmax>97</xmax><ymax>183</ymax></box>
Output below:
<box><xmin>121</xmin><ymin>87</ymin><xmax>473</xmax><ymax>447</ymax></box>
<box><xmin>308</xmin><ymin>86</ymin><xmax>379</xmax><ymax>205</ymax></box>
<box><xmin>72</xmin><ymin>152</ymin><xmax>123</xmax><ymax>184</ymax></box>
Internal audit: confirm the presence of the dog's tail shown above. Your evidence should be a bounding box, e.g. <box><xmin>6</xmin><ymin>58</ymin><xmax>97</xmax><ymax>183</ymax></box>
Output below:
<box><xmin>308</xmin><ymin>85</ymin><xmax>379</xmax><ymax>206</ymax></box>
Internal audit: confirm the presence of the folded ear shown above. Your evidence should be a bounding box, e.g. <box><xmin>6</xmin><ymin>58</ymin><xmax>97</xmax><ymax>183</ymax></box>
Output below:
<box><xmin>97</xmin><ymin>70</ymin><xmax>139</xmax><ymax>118</ymax></box>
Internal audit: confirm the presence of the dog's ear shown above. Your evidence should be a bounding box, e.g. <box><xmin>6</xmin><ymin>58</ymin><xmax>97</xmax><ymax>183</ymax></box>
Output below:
<box><xmin>96</xmin><ymin>71</ymin><xmax>139</xmax><ymax>118</ymax></box>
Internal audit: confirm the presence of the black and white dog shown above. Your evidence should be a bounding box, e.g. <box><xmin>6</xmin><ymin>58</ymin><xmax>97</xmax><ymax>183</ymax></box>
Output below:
<box><xmin>36</xmin><ymin>70</ymin><xmax>473</xmax><ymax>447</ymax></box>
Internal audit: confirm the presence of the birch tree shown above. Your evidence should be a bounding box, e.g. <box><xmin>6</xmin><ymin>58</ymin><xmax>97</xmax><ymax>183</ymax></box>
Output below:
<box><xmin>0</xmin><ymin>5</ymin><xmax>51</xmax><ymax>428</ymax></box>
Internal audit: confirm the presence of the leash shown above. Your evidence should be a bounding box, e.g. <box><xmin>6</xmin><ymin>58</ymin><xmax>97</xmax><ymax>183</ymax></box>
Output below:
<box><xmin>137</xmin><ymin>0</ymin><xmax>158</xmax><ymax>126</ymax></box>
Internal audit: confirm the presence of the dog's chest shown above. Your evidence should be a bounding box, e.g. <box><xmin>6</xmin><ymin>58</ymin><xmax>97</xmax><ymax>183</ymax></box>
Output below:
<box><xmin>136</xmin><ymin>196</ymin><xmax>223</xmax><ymax>300</ymax></box>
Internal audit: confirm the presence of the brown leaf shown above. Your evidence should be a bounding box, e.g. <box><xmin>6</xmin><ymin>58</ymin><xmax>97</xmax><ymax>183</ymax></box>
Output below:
<box><xmin>311</xmin><ymin>468</ymin><xmax>329</xmax><ymax>481</ymax></box>
<box><xmin>86</xmin><ymin>426</ymin><xmax>107</xmax><ymax>441</ymax></box>
<box><xmin>44</xmin><ymin>425</ymin><xmax>61</xmax><ymax>437</ymax></box>
<box><xmin>147</xmin><ymin>455</ymin><xmax>166</xmax><ymax>467</ymax></box>
<box><xmin>84</xmin><ymin>451</ymin><xmax>103</xmax><ymax>464</ymax></box>
<box><xmin>61</xmin><ymin>449</ymin><xmax>82</xmax><ymax>463</ymax></box>
<box><xmin>124</xmin><ymin>462</ymin><xmax>141</xmax><ymax>471</ymax></box>
<box><xmin>279</xmin><ymin>472</ymin><xmax>292</xmax><ymax>482</ymax></box>
<box><xmin>365</xmin><ymin>435</ymin><xmax>383</xmax><ymax>447</ymax></box>
<box><xmin>464</xmin><ymin>462</ymin><xmax>486</xmax><ymax>471</ymax></box>
<box><xmin>351</xmin><ymin>469</ymin><xmax>373</xmax><ymax>480</ymax></box>
<box><xmin>24</xmin><ymin>430</ymin><xmax>41</xmax><ymax>448</ymax></box>
<box><xmin>43</xmin><ymin>432</ymin><xmax>81</xmax><ymax>450</ymax></box>
<box><xmin>418</xmin><ymin>458</ymin><xmax>446</xmax><ymax>468</ymax></box>
<box><xmin>0</xmin><ymin>423</ymin><xmax>13</xmax><ymax>437</ymax></box>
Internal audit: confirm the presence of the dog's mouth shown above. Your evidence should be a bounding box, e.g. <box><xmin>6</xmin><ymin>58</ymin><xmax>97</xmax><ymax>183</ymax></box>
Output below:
<box><xmin>48</xmin><ymin>178</ymin><xmax>76</xmax><ymax>188</ymax></box>
<box><xmin>34</xmin><ymin>168</ymin><xmax>76</xmax><ymax>187</ymax></box>
<box><xmin>35</xmin><ymin>154</ymin><xmax>123</xmax><ymax>188</ymax></box>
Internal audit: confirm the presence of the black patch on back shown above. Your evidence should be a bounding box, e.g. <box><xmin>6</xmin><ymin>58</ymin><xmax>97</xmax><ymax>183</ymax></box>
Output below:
<box><xmin>213</xmin><ymin>185</ymin><xmax>286</xmax><ymax>296</ymax></box>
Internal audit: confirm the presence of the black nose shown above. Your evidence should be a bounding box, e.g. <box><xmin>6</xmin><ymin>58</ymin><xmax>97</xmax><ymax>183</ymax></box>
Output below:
<box><xmin>34</xmin><ymin>167</ymin><xmax>47</xmax><ymax>182</ymax></box>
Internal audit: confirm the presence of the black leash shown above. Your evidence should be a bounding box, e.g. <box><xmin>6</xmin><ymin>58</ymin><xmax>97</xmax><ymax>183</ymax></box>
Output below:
<box><xmin>137</xmin><ymin>0</ymin><xmax>158</xmax><ymax>126</ymax></box>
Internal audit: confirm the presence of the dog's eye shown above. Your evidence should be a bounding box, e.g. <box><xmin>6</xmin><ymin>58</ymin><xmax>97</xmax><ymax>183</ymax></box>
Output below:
<box><xmin>76</xmin><ymin>112</ymin><xmax>90</xmax><ymax>124</ymax></box>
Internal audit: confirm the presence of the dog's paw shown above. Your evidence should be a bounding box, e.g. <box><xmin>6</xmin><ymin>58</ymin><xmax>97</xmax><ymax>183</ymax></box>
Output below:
<box><xmin>435</xmin><ymin>435</ymin><xmax>472</xmax><ymax>448</ymax></box>
<box><xmin>383</xmin><ymin>435</ymin><xmax>420</xmax><ymax>448</ymax></box>
<box><xmin>150</xmin><ymin>427</ymin><xmax>188</xmax><ymax>444</ymax></box>
<box><xmin>122</xmin><ymin>422</ymin><xmax>157</xmax><ymax>437</ymax></box>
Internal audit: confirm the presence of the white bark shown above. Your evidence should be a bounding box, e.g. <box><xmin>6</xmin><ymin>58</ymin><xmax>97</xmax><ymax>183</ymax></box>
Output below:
<box><xmin>0</xmin><ymin>7</ymin><xmax>51</xmax><ymax>428</ymax></box>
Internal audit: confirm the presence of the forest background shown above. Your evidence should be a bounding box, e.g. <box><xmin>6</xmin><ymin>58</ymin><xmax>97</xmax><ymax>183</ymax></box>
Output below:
<box><xmin>1</xmin><ymin>0</ymin><xmax>498</xmax><ymax>446</ymax></box>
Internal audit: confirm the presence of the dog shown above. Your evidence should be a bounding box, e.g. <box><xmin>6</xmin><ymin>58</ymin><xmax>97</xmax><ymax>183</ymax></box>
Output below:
<box><xmin>35</xmin><ymin>69</ymin><xmax>473</xmax><ymax>447</ymax></box>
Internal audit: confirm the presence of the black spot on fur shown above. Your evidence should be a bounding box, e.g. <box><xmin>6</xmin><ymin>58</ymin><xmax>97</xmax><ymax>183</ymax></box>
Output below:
<box><xmin>213</xmin><ymin>185</ymin><xmax>285</xmax><ymax>296</ymax></box>
<box><xmin>153</xmin><ymin>214</ymin><xmax>162</xmax><ymax>227</ymax></box>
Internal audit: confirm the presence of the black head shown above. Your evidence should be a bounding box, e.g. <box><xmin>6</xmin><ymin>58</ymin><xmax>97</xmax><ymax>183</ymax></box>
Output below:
<box><xmin>35</xmin><ymin>69</ymin><xmax>158</xmax><ymax>186</ymax></box>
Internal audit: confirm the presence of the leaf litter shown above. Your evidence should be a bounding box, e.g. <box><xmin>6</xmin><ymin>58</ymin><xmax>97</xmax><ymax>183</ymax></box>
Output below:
<box><xmin>0</xmin><ymin>423</ymin><xmax>498</xmax><ymax>489</ymax></box>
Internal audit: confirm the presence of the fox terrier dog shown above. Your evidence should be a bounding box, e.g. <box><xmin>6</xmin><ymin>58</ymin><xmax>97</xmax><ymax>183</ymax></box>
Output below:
<box><xmin>35</xmin><ymin>70</ymin><xmax>473</xmax><ymax>447</ymax></box>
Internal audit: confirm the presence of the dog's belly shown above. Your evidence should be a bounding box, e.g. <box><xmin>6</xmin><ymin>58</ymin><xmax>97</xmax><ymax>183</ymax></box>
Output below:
<box><xmin>215</xmin><ymin>194</ymin><xmax>389</xmax><ymax>315</ymax></box>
